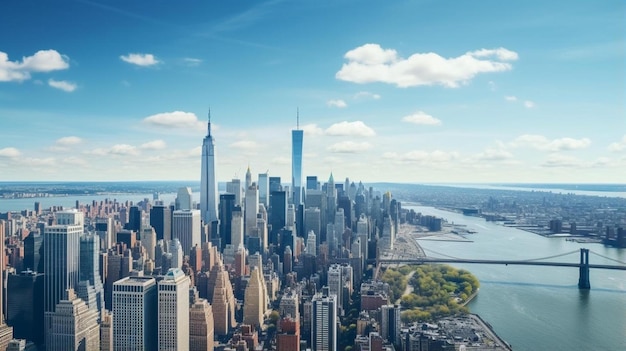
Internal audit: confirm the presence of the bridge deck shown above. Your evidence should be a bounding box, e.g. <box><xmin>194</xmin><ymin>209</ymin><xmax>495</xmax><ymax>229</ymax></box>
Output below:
<box><xmin>377</xmin><ymin>258</ymin><xmax>626</xmax><ymax>270</ymax></box>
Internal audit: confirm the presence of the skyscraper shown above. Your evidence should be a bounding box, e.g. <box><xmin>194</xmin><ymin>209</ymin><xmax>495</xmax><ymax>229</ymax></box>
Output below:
<box><xmin>0</xmin><ymin>220</ymin><xmax>14</xmax><ymax>351</ymax></box>
<box><xmin>243</xmin><ymin>266</ymin><xmax>265</xmax><ymax>330</ymax></box>
<box><xmin>175</xmin><ymin>187</ymin><xmax>193</xmax><ymax>211</ymax></box>
<box><xmin>201</xmin><ymin>113</ymin><xmax>219</xmax><ymax>224</ymax></box>
<box><xmin>44</xmin><ymin>210</ymin><xmax>83</xmax><ymax>340</ymax></box>
<box><xmin>158</xmin><ymin>268</ymin><xmax>190</xmax><ymax>350</ymax></box>
<box><xmin>47</xmin><ymin>289</ymin><xmax>100</xmax><ymax>351</ymax></box>
<box><xmin>258</xmin><ymin>172</ymin><xmax>269</xmax><ymax>207</ymax></box>
<box><xmin>245</xmin><ymin>183</ymin><xmax>259</xmax><ymax>236</ymax></box>
<box><xmin>312</xmin><ymin>287</ymin><xmax>337</xmax><ymax>351</ymax></box>
<box><xmin>78</xmin><ymin>234</ymin><xmax>104</xmax><ymax>314</ymax></box>
<box><xmin>218</xmin><ymin>193</ymin><xmax>236</xmax><ymax>249</ymax></box>
<box><xmin>189</xmin><ymin>295</ymin><xmax>214</xmax><ymax>351</ymax></box>
<box><xmin>327</xmin><ymin>264</ymin><xmax>343</xmax><ymax>312</ymax></box>
<box><xmin>381</xmin><ymin>304</ymin><xmax>401</xmax><ymax>347</ymax></box>
<box><xmin>149</xmin><ymin>205</ymin><xmax>171</xmax><ymax>242</ymax></box>
<box><xmin>292</xmin><ymin>112</ymin><xmax>304</xmax><ymax>205</ymax></box>
<box><xmin>269</xmin><ymin>190</ymin><xmax>287</xmax><ymax>246</ymax></box>
<box><xmin>113</xmin><ymin>276</ymin><xmax>157</xmax><ymax>351</ymax></box>
<box><xmin>172</xmin><ymin>209</ymin><xmax>201</xmax><ymax>256</ymax></box>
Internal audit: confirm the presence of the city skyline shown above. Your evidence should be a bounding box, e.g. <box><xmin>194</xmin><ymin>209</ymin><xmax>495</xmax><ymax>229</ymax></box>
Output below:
<box><xmin>0</xmin><ymin>1</ymin><xmax>624</xmax><ymax>183</ymax></box>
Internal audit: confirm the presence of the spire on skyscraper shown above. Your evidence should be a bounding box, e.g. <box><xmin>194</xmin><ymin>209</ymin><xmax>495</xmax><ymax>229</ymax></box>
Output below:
<box><xmin>207</xmin><ymin>109</ymin><xmax>213</xmax><ymax>137</ymax></box>
<box><xmin>296</xmin><ymin>107</ymin><xmax>299</xmax><ymax>130</ymax></box>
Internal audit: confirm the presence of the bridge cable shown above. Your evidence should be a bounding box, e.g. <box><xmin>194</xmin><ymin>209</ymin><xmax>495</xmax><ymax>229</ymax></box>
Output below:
<box><xmin>421</xmin><ymin>247</ymin><xmax>463</xmax><ymax>260</ymax></box>
<box><xmin>518</xmin><ymin>250</ymin><xmax>579</xmax><ymax>262</ymax></box>
<box><xmin>422</xmin><ymin>248</ymin><xmax>580</xmax><ymax>263</ymax></box>
<box><xmin>588</xmin><ymin>250</ymin><xmax>626</xmax><ymax>265</ymax></box>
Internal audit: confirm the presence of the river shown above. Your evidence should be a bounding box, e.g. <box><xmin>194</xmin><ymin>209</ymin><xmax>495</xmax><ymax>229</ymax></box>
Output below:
<box><xmin>408</xmin><ymin>205</ymin><xmax>626</xmax><ymax>351</ymax></box>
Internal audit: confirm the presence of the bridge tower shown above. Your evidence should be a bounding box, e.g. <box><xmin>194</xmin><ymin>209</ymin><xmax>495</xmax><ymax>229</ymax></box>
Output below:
<box><xmin>578</xmin><ymin>248</ymin><xmax>590</xmax><ymax>289</ymax></box>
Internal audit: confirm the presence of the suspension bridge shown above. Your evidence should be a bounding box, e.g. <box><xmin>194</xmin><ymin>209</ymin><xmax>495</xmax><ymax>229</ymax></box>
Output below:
<box><xmin>376</xmin><ymin>248</ymin><xmax>626</xmax><ymax>289</ymax></box>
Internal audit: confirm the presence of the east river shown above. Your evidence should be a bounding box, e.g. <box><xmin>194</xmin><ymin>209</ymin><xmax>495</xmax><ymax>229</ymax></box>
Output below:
<box><xmin>408</xmin><ymin>205</ymin><xmax>625</xmax><ymax>351</ymax></box>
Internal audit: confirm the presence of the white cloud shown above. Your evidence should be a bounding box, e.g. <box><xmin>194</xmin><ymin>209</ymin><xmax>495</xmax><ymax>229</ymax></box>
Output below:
<box><xmin>142</xmin><ymin>111</ymin><xmax>205</xmax><ymax>130</ymax></box>
<box><xmin>48</xmin><ymin>79</ymin><xmax>77</xmax><ymax>92</ymax></box>
<box><xmin>87</xmin><ymin>144</ymin><xmax>139</xmax><ymax>157</ymax></box>
<box><xmin>353</xmin><ymin>91</ymin><xmax>381</xmax><ymax>100</ymax></box>
<box><xmin>488</xmin><ymin>81</ymin><xmax>497</xmax><ymax>91</ymax></box>
<box><xmin>230</xmin><ymin>140</ymin><xmax>260</xmax><ymax>150</ymax></box>
<box><xmin>140</xmin><ymin>140</ymin><xmax>167</xmax><ymax>150</ymax></box>
<box><xmin>56</xmin><ymin>136</ymin><xmax>82</xmax><ymax>146</ymax></box>
<box><xmin>0</xmin><ymin>147</ymin><xmax>21</xmax><ymax>158</ymax></box>
<box><xmin>511</xmin><ymin>134</ymin><xmax>591</xmax><ymax>151</ymax></box>
<box><xmin>325</xmin><ymin>121</ymin><xmax>376</xmax><ymax>137</ymax></box>
<box><xmin>505</xmin><ymin>96</ymin><xmax>517</xmax><ymax>101</ymax></box>
<box><xmin>336</xmin><ymin>44</ymin><xmax>517</xmax><ymax>88</ymax></box>
<box><xmin>110</xmin><ymin>144</ymin><xmax>139</xmax><ymax>156</ymax></box>
<box><xmin>183</xmin><ymin>57</ymin><xmax>202</xmax><ymax>66</ymax></box>
<box><xmin>62</xmin><ymin>157</ymin><xmax>88</xmax><ymax>167</ymax></box>
<box><xmin>608</xmin><ymin>135</ymin><xmax>626</xmax><ymax>152</ymax></box>
<box><xmin>189</xmin><ymin>146</ymin><xmax>202</xmax><ymax>157</ymax></box>
<box><xmin>402</xmin><ymin>111</ymin><xmax>442</xmax><ymax>126</ymax></box>
<box><xmin>327</xmin><ymin>99</ymin><xmax>347</xmax><ymax>108</ymax></box>
<box><xmin>474</xmin><ymin>148</ymin><xmax>514</xmax><ymax>161</ymax></box>
<box><xmin>271</xmin><ymin>156</ymin><xmax>290</xmax><ymax>165</ymax></box>
<box><xmin>0</xmin><ymin>50</ymin><xmax>69</xmax><ymax>82</ymax></box>
<box><xmin>541</xmin><ymin>154</ymin><xmax>582</xmax><ymax>168</ymax></box>
<box><xmin>384</xmin><ymin>150</ymin><xmax>459</xmax><ymax>163</ymax></box>
<box><xmin>327</xmin><ymin>141</ymin><xmax>371</xmax><ymax>153</ymax></box>
<box><xmin>120</xmin><ymin>53</ymin><xmax>160</xmax><ymax>66</ymax></box>
<box><xmin>300</xmin><ymin>124</ymin><xmax>324</xmax><ymax>136</ymax></box>
<box><xmin>524</xmin><ymin>100</ymin><xmax>535</xmax><ymax>108</ymax></box>
<box><xmin>19</xmin><ymin>157</ymin><xmax>56</xmax><ymax>167</ymax></box>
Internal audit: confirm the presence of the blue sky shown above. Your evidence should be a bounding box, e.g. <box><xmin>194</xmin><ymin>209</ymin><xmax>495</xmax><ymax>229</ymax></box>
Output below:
<box><xmin>0</xmin><ymin>0</ymin><xmax>624</xmax><ymax>183</ymax></box>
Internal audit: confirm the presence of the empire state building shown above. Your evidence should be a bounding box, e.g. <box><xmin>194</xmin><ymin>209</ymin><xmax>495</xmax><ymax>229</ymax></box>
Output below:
<box><xmin>200</xmin><ymin>112</ymin><xmax>218</xmax><ymax>224</ymax></box>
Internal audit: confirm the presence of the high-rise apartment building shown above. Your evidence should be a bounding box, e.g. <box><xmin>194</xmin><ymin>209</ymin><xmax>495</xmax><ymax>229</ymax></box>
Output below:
<box><xmin>311</xmin><ymin>287</ymin><xmax>337</xmax><ymax>351</ymax></box>
<box><xmin>158</xmin><ymin>268</ymin><xmax>190</xmax><ymax>350</ymax></box>
<box><xmin>172</xmin><ymin>209</ymin><xmax>201</xmax><ymax>256</ymax></box>
<box><xmin>113</xmin><ymin>276</ymin><xmax>157</xmax><ymax>351</ymax></box>
<box><xmin>381</xmin><ymin>304</ymin><xmax>401</xmax><ymax>347</ymax></box>
<box><xmin>47</xmin><ymin>289</ymin><xmax>99</xmax><ymax>351</ymax></box>
<box><xmin>200</xmin><ymin>114</ymin><xmax>219</xmax><ymax>224</ymax></box>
